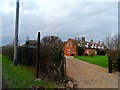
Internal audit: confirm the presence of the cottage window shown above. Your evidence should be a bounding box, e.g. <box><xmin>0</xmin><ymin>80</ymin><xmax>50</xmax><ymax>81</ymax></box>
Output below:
<box><xmin>91</xmin><ymin>45</ymin><xmax>93</xmax><ymax>48</ymax></box>
<box><xmin>79</xmin><ymin>42</ymin><xmax>82</xmax><ymax>46</ymax></box>
<box><xmin>85</xmin><ymin>43</ymin><xmax>89</xmax><ymax>47</ymax></box>
<box><xmin>101</xmin><ymin>45</ymin><xmax>104</xmax><ymax>49</ymax></box>
<box><xmin>92</xmin><ymin>44</ymin><xmax>94</xmax><ymax>48</ymax></box>
<box><xmin>85</xmin><ymin>44</ymin><xmax>88</xmax><ymax>48</ymax></box>
<box><xmin>68</xmin><ymin>49</ymin><xmax>71</xmax><ymax>53</ymax></box>
<box><xmin>73</xmin><ymin>49</ymin><xmax>75</xmax><ymax>53</ymax></box>
<box><xmin>98</xmin><ymin>45</ymin><xmax>101</xmax><ymax>49</ymax></box>
<box><xmin>94</xmin><ymin>45</ymin><xmax>97</xmax><ymax>48</ymax></box>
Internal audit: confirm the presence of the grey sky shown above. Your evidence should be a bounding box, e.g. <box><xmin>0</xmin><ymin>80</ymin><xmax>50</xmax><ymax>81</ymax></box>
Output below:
<box><xmin>1</xmin><ymin>0</ymin><xmax>119</xmax><ymax>46</ymax></box>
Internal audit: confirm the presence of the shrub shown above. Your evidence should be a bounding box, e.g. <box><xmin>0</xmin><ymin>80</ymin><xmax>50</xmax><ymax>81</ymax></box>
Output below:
<box><xmin>89</xmin><ymin>49</ymin><xmax>95</xmax><ymax>57</ymax></box>
<box><xmin>39</xmin><ymin>43</ymin><xmax>65</xmax><ymax>81</ymax></box>
<box><xmin>106</xmin><ymin>49</ymin><xmax>120</xmax><ymax>72</ymax></box>
<box><xmin>106</xmin><ymin>50</ymin><xmax>119</xmax><ymax>58</ymax></box>
<box><xmin>97</xmin><ymin>50</ymin><xmax>106</xmax><ymax>55</ymax></box>
<box><xmin>2</xmin><ymin>47</ymin><xmax>14</xmax><ymax>60</ymax></box>
<box><xmin>78</xmin><ymin>47</ymin><xmax>84</xmax><ymax>56</ymax></box>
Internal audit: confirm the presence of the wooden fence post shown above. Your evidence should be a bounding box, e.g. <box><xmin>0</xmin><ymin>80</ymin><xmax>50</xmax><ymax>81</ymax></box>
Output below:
<box><xmin>108</xmin><ymin>56</ymin><xmax>112</xmax><ymax>73</ymax></box>
<box><xmin>64</xmin><ymin>57</ymin><xmax>66</xmax><ymax>77</ymax></box>
<box><xmin>118</xmin><ymin>58</ymin><xmax>120</xmax><ymax>72</ymax></box>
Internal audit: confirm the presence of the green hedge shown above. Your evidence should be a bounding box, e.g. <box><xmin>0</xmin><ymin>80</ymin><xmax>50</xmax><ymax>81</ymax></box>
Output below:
<box><xmin>2</xmin><ymin>43</ymin><xmax>65</xmax><ymax>81</ymax></box>
<box><xmin>97</xmin><ymin>50</ymin><xmax>106</xmax><ymax>55</ymax></box>
<box><xmin>78</xmin><ymin>47</ymin><xmax>84</xmax><ymax>56</ymax></box>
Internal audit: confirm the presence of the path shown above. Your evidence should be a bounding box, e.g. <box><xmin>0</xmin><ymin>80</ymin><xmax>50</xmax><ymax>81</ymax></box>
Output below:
<box><xmin>66</xmin><ymin>56</ymin><xmax>118</xmax><ymax>88</ymax></box>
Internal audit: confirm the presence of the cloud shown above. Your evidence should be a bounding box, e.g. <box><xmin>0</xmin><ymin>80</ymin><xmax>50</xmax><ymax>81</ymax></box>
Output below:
<box><xmin>1</xmin><ymin>0</ymin><xmax>118</xmax><ymax>46</ymax></box>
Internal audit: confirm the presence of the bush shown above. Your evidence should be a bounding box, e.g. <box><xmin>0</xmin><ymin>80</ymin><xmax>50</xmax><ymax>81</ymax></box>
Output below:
<box><xmin>78</xmin><ymin>47</ymin><xmax>84</xmax><ymax>56</ymax></box>
<box><xmin>39</xmin><ymin>43</ymin><xmax>65</xmax><ymax>81</ymax></box>
<box><xmin>106</xmin><ymin>49</ymin><xmax>120</xmax><ymax>72</ymax></box>
<box><xmin>97</xmin><ymin>50</ymin><xmax>106</xmax><ymax>55</ymax></box>
<box><xmin>2</xmin><ymin>46</ymin><xmax>33</xmax><ymax>66</ymax></box>
<box><xmin>89</xmin><ymin>50</ymin><xmax>95</xmax><ymax>57</ymax></box>
<box><xmin>2</xmin><ymin>47</ymin><xmax>14</xmax><ymax>60</ymax></box>
<box><xmin>106</xmin><ymin>50</ymin><xmax>119</xmax><ymax>58</ymax></box>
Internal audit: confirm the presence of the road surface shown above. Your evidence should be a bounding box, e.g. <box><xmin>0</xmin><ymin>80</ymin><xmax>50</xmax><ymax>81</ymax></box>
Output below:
<box><xmin>66</xmin><ymin>56</ymin><xmax>118</xmax><ymax>88</ymax></box>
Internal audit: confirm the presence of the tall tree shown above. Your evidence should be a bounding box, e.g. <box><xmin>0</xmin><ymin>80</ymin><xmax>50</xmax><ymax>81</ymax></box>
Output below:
<box><xmin>41</xmin><ymin>36</ymin><xmax>62</xmax><ymax>45</ymax></box>
<box><xmin>105</xmin><ymin>33</ymin><xmax>120</xmax><ymax>57</ymax></box>
<box><xmin>105</xmin><ymin>33</ymin><xmax>120</xmax><ymax>50</ymax></box>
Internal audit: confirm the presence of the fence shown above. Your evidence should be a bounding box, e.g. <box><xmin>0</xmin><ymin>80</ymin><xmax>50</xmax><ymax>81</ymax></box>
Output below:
<box><xmin>108</xmin><ymin>57</ymin><xmax>120</xmax><ymax>73</ymax></box>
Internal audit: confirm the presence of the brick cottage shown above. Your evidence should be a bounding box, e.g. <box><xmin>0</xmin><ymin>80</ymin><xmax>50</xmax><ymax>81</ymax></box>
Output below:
<box><xmin>64</xmin><ymin>39</ymin><xmax>78</xmax><ymax>56</ymax></box>
<box><xmin>64</xmin><ymin>37</ymin><xmax>107</xmax><ymax>56</ymax></box>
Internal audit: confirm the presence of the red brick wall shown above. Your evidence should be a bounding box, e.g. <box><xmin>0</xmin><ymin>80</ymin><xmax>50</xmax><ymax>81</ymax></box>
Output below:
<box><xmin>64</xmin><ymin>39</ymin><xmax>77</xmax><ymax>56</ymax></box>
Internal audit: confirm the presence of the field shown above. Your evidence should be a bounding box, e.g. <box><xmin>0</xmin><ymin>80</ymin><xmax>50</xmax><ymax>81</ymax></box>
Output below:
<box><xmin>1</xmin><ymin>55</ymin><xmax>56</xmax><ymax>88</ymax></box>
<box><xmin>74</xmin><ymin>55</ymin><xmax>108</xmax><ymax>68</ymax></box>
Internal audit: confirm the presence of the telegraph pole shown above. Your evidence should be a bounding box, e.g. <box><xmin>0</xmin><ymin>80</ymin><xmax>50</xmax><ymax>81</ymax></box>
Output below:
<box><xmin>36</xmin><ymin>32</ymin><xmax>40</xmax><ymax>78</ymax></box>
<box><xmin>13</xmin><ymin>0</ymin><xmax>20</xmax><ymax>65</ymax></box>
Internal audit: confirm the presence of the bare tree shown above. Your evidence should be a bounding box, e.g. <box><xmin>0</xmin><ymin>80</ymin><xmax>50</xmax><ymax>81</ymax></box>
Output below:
<box><xmin>105</xmin><ymin>33</ymin><xmax>113</xmax><ymax>49</ymax></box>
<box><xmin>105</xmin><ymin>33</ymin><xmax>120</xmax><ymax>57</ymax></box>
<box><xmin>41</xmin><ymin>36</ymin><xmax>62</xmax><ymax>45</ymax></box>
<box><xmin>106</xmin><ymin>34</ymin><xmax>120</xmax><ymax>50</ymax></box>
<box><xmin>112</xmin><ymin>34</ymin><xmax>119</xmax><ymax>50</ymax></box>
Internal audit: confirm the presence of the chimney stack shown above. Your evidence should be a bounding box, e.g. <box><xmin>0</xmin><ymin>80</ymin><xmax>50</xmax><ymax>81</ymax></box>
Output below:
<box><xmin>82</xmin><ymin>37</ymin><xmax>85</xmax><ymax>42</ymax></box>
<box><xmin>98</xmin><ymin>41</ymin><xmax>100</xmax><ymax>44</ymax></box>
<box><xmin>102</xmin><ymin>42</ymin><xmax>104</xmax><ymax>45</ymax></box>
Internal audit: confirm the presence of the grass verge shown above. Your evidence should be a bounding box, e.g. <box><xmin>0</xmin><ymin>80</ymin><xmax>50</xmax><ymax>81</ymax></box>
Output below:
<box><xmin>1</xmin><ymin>55</ymin><xmax>56</xmax><ymax>88</ymax></box>
<box><xmin>74</xmin><ymin>55</ymin><xmax>108</xmax><ymax>68</ymax></box>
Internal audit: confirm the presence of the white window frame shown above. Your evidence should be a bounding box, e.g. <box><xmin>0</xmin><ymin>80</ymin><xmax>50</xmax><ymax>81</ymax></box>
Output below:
<box><xmin>68</xmin><ymin>49</ymin><xmax>71</xmax><ymax>53</ymax></box>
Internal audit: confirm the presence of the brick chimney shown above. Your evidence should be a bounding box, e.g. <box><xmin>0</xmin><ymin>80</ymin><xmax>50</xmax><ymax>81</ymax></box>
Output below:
<box><xmin>102</xmin><ymin>42</ymin><xmax>104</xmax><ymax>45</ymax></box>
<box><xmin>81</xmin><ymin>37</ymin><xmax>85</xmax><ymax>48</ymax></box>
<box><xmin>82</xmin><ymin>37</ymin><xmax>85</xmax><ymax>42</ymax></box>
<box><xmin>98</xmin><ymin>41</ymin><xmax>100</xmax><ymax>44</ymax></box>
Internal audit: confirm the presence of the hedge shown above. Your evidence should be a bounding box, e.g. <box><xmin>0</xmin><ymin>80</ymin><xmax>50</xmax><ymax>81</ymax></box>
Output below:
<box><xmin>2</xmin><ymin>43</ymin><xmax>65</xmax><ymax>81</ymax></box>
<box><xmin>97</xmin><ymin>50</ymin><xmax>106</xmax><ymax>55</ymax></box>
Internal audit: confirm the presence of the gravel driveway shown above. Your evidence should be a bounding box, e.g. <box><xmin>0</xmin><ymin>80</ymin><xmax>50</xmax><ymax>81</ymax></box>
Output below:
<box><xmin>66</xmin><ymin>56</ymin><xmax>118</xmax><ymax>88</ymax></box>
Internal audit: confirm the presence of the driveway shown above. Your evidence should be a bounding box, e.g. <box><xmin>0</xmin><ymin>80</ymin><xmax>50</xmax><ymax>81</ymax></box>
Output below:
<box><xmin>66</xmin><ymin>56</ymin><xmax>118</xmax><ymax>88</ymax></box>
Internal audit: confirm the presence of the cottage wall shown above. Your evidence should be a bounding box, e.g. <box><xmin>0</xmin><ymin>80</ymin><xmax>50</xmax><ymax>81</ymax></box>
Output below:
<box><xmin>64</xmin><ymin>39</ymin><xmax>77</xmax><ymax>56</ymax></box>
<box><xmin>84</xmin><ymin>49</ymin><xmax>97</xmax><ymax>55</ymax></box>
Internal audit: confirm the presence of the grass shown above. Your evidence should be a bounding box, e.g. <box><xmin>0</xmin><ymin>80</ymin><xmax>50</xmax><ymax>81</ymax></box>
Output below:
<box><xmin>74</xmin><ymin>55</ymin><xmax>108</xmax><ymax>68</ymax></box>
<box><xmin>1</xmin><ymin>55</ymin><xmax>56</xmax><ymax>88</ymax></box>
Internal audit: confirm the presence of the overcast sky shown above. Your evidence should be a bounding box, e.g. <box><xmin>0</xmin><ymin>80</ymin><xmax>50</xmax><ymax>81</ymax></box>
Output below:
<box><xmin>1</xmin><ymin>0</ymin><xmax>119</xmax><ymax>46</ymax></box>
